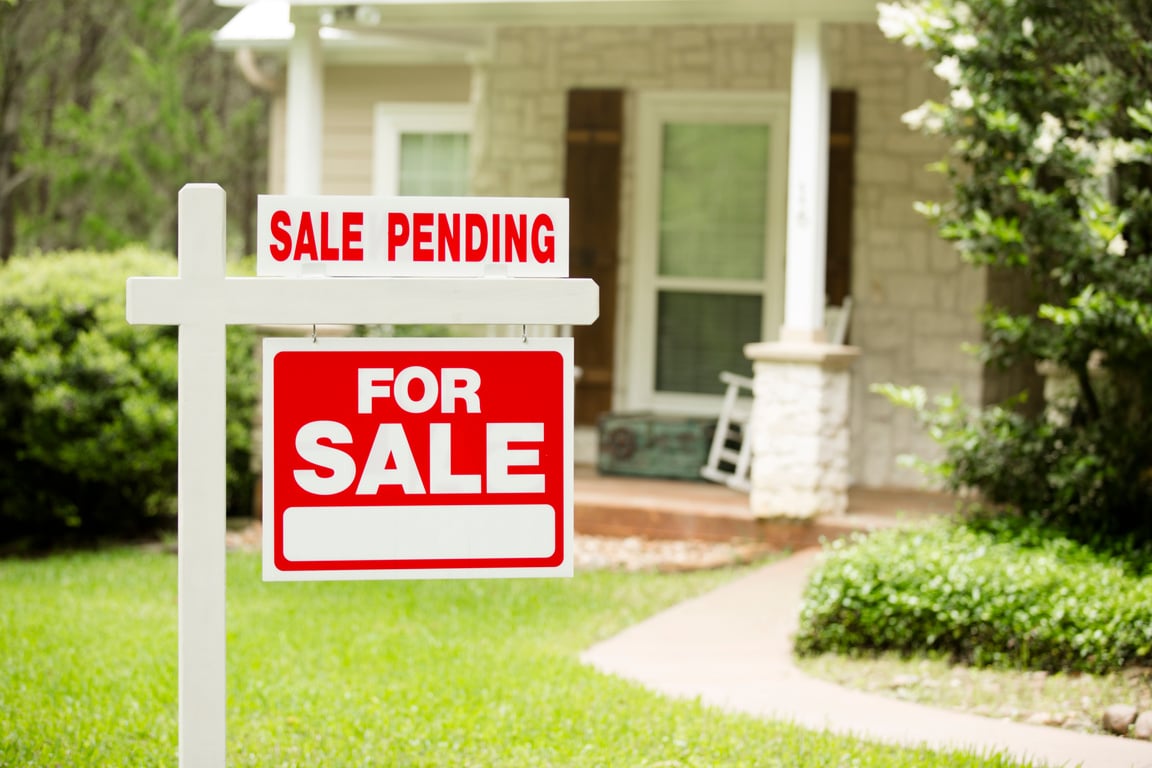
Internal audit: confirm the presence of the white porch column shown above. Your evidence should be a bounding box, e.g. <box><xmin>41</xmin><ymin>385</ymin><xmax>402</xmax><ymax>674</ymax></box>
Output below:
<box><xmin>284</xmin><ymin>9</ymin><xmax>324</xmax><ymax>195</ymax></box>
<box><xmin>781</xmin><ymin>18</ymin><xmax>830</xmax><ymax>342</ymax></box>
<box><xmin>745</xmin><ymin>19</ymin><xmax>859</xmax><ymax>521</ymax></box>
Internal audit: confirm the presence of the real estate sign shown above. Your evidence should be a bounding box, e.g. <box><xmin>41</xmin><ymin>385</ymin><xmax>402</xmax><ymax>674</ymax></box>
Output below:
<box><xmin>129</xmin><ymin>185</ymin><xmax>593</xmax><ymax>765</ymax></box>
<box><xmin>263</xmin><ymin>336</ymin><xmax>574</xmax><ymax>581</ymax></box>
<box><xmin>256</xmin><ymin>195</ymin><xmax>570</xmax><ymax>277</ymax></box>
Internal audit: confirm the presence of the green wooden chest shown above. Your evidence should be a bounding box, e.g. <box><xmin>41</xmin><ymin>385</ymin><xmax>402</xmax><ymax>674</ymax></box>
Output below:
<box><xmin>596</xmin><ymin>412</ymin><xmax>716</xmax><ymax>481</ymax></box>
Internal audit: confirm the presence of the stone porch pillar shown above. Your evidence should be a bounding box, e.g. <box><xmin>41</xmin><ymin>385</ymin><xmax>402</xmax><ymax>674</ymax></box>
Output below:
<box><xmin>284</xmin><ymin>8</ymin><xmax>324</xmax><ymax>194</ymax></box>
<box><xmin>745</xmin><ymin>343</ymin><xmax>858</xmax><ymax>519</ymax></box>
<box><xmin>744</xmin><ymin>19</ymin><xmax>860</xmax><ymax>520</ymax></box>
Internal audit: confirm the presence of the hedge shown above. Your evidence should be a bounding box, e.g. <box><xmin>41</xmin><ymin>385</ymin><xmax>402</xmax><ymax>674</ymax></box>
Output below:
<box><xmin>795</xmin><ymin>518</ymin><xmax>1152</xmax><ymax>674</ymax></box>
<box><xmin>0</xmin><ymin>248</ymin><xmax>256</xmax><ymax>545</ymax></box>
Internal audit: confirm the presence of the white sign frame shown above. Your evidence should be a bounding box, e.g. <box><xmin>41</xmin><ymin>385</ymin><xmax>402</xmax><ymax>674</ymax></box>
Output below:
<box><xmin>125</xmin><ymin>184</ymin><xmax>597</xmax><ymax>767</ymax></box>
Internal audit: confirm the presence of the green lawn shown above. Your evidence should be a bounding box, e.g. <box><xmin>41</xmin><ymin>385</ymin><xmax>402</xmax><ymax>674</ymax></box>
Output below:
<box><xmin>1</xmin><ymin>548</ymin><xmax>1027</xmax><ymax>766</ymax></box>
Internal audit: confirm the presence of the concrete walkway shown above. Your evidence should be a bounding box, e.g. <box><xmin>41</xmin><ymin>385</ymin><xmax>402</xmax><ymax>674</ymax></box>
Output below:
<box><xmin>581</xmin><ymin>549</ymin><xmax>1152</xmax><ymax>768</ymax></box>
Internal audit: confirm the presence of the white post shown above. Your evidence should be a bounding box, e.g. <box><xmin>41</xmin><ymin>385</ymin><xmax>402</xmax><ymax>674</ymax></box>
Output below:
<box><xmin>284</xmin><ymin>9</ymin><xmax>324</xmax><ymax>194</ymax></box>
<box><xmin>781</xmin><ymin>18</ymin><xmax>830</xmax><ymax>343</ymax></box>
<box><xmin>176</xmin><ymin>184</ymin><xmax>228</xmax><ymax>766</ymax></box>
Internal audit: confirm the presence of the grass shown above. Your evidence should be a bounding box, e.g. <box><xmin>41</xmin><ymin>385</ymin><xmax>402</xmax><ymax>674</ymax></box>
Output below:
<box><xmin>0</xmin><ymin>548</ymin><xmax>1030</xmax><ymax>766</ymax></box>
<box><xmin>798</xmin><ymin>651</ymin><xmax>1152</xmax><ymax>734</ymax></box>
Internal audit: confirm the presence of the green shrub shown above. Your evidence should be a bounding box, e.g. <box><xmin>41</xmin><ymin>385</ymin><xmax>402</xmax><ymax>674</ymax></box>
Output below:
<box><xmin>0</xmin><ymin>248</ymin><xmax>256</xmax><ymax>544</ymax></box>
<box><xmin>795</xmin><ymin>519</ymin><xmax>1152</xmax><ymax>674</ymax></box>
<box><xmin>875</xmin><ymin>384</ymin><xmax>1152</xmax><ymax>543</ymax></box>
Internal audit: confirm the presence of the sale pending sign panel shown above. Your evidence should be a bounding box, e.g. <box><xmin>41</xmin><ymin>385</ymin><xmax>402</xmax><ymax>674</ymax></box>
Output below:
<box><xmin>256</xmin><ymin>195</ymin><xmax>568</xmax><ymax>278</ymax></box>
<box><xmin>263</xmin><ymin>336</ymin><xmax>574</xmax><ymax>581</ymax></box>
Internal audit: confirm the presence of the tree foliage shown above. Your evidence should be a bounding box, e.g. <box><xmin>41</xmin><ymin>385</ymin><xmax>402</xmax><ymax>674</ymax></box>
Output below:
<box><xmin>0</xmin><ymin>0</ymin><xmax>267</xmax><ymax>261</ymax></box>
<box><xmin>878</xmin><ymin>0</ymin><xmax>1152</xmax><ymax>540</ymax></box>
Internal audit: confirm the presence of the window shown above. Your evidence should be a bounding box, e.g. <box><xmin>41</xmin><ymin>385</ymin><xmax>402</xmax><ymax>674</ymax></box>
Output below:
<box><xmin>371</xmin><ymin>103</ymin><xmax>475</xmax><ymax>339</ymax></box>
<box><xmin>373</xmin><ymin>103</ymin><xmax>472</xmax><ymax>196</ymax></box>
<box><xmin>627</xmin><ymin>92</ymin><xmax>788</xmax><ymax>413</ymax></box>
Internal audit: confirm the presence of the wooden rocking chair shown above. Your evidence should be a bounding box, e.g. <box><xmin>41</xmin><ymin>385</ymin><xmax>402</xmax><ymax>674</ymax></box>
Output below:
<box><xmin>700</xmin><ymin>297</ymin><xmax>853</xmax><ymax>492</ymax></box>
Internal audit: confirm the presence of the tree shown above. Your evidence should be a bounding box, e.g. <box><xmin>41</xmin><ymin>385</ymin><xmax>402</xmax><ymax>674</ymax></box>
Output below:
<box><xmin>878</xmin><ymin>0</ymin><xmax>1152</xmax><ymax>540</ymax></box>
<box><xmin>0</xmin><ymin>0</ymin><xmax>267</xmax><ymax>261</ymax></box>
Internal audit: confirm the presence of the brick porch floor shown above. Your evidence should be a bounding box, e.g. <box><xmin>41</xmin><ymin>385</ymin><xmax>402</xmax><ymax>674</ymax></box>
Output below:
<box><xmin>574</xmin><ymin>465</ymin><xmax>956</xmax><ymax>548</ymax></box>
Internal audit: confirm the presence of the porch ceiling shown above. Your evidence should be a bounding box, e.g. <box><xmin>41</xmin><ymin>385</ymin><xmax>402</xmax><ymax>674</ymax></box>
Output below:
<box><xmin>217</xmin><ymin>0</ymin><xmax>880</xmax><ymax>51</ymax></box>
<box><xmin>214</xmin><ymin>0</ymin><xmax>492</xmax><ymax>62</ymax></box>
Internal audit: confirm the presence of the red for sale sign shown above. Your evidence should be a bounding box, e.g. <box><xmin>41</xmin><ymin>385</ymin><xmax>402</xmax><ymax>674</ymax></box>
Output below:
<box><xmin>262</xmin><ymin>336</ymin><xmax>573</xmax><ymax>580</ymax></box>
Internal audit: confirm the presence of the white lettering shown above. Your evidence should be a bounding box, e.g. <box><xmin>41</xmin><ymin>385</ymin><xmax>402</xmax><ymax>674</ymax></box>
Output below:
<box><xmin>428</xmin><ymin>423</ymin><xmax>481</xmax><ymax>493</ymax></box>
<box><xmin>294</xmin><ymin>420</ymin><xmax>356</xmax><ymax>495</ymax></box>
<box><xmin>486</xmin><ymin>422</ymin><xmax>544</xmax><ymax>493</ymax></box>
<box><xmin>394</xmin><ymin>366</ymin><xmax>438</xmax><ymax>414</ymax></box>
<box><xmin>356</xmin><ymin>366</ymin><xmax>484</xmax><ymax>415</ymax></box>
<box><xmin>355</xmin><ymin>424</ymin><xmax>426</xmax><ymax>495</ymax></box>
<box><xmin>357</xmin><ymin>368</ymin><xmax>394</xmax><ymax>414</ymax></box>
<box><xmin>440</xmin><ymin>368</ymin><xmax>481</xmax><ymax>414</ymax></box>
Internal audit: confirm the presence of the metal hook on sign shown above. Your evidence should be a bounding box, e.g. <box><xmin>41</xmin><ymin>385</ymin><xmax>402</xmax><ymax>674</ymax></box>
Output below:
<box><xmin>312</xmin><ymin>324</ymin><xmax>317</xmax><ymax>344</ymax></box>
<box><xmin>521</xmin><ymin>324</ymin><xmax>527</xmax><ymax>344</ymax></box>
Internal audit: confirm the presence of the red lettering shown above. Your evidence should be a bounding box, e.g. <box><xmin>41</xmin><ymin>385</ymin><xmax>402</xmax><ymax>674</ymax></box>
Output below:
<box><xmin>294</xmin><ymin>211</ymin><xmax>318</xmax><ymax>261</ymax></box>
<box><xmin>465</xmin><ymin>213</ymin><xmax>487</xmax><ymax>262</ymax></box>
<box><xmin>270</xmin><ymin>210</ymin><xmax>292</xmax><ymax>261</ymax></box>
<box><xmin>437</xmin><ymin>213</ymin><xmax>460</xmax><ymax>262</ymax></box>
<box><xmin>320</xmin><ymin>211</ymin><xmax>339</xmax><ymax>261</ymax></box>
<box><xmin>504</xmin><ymin>214</ymin><xmax>527</xmax><ymax>263</ymax></box>
<box><xmin>274</xmin><ymin>207</ymin><xmax>555</xmax><ymax>267</ymax></box>
<box><xmin>388</xmin><ymin>212</ymin><xmax>410</xmax><ymax>261</ymax></box>
<box><xmin>413</xmin><ymin>212</ymin><xmax>434</xmax><ymax>261</ymax></box>
<box><xmin>532</xmin><ymin>214</ymin><xmax>555</xmax><ymax>264</ymax></box>
<box><xmin>343</xmin><ymin>211</ymin><xmax>364</xmax><ymax>261</ymax></box>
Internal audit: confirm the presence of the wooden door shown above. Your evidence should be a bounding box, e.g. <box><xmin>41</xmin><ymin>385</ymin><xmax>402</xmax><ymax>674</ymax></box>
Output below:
<box><xmin>564</xmin><ymin>89</ymin><xmax>623</xmax><ymax>425</ymax></box>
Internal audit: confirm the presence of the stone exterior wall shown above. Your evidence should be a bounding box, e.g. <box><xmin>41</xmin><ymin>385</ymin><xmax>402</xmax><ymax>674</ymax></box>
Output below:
<box><xmin>824</xmin><ymin>25</ymin><xmax>986</xmax><ymax>487</ymax></box>
<box><xmin>470</xmin><ymin>25</ymin><xmax>794</xmax><ymax>428</ymax></box>
<box><xmin>471</xmin><ymin>22</ymin><xmax>984</xmax><ymax>489</ymax></box>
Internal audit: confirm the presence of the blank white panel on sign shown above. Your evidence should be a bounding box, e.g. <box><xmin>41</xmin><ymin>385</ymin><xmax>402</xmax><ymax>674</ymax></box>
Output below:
<box><xmin>282</xmin><ymin>504</ymin><xmax>556</xmax><ymax>562</ymax></box>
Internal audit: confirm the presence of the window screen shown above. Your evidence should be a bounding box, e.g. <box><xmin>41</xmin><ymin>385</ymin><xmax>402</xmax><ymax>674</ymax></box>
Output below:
<box><xmin>657</xmin><ymin>123</ymin><xmax>769</xmax><ymax>281</ymax></box>
<box><xmin>655</xmin><ymin>291</ymin><xmax>762</xmax><ymax>395</ymax></box>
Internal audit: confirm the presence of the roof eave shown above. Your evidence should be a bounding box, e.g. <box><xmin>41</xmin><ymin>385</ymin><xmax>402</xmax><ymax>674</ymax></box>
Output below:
<box><xmin>215</xmin><ymin>0</ymin><xmax>880</xmax><ymax>26</ymax></box>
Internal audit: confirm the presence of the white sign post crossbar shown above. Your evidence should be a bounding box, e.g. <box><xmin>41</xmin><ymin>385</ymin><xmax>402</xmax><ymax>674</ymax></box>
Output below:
<box><xmin>125</xmin><ymin>183</ymin><xmax>598</xmax><ymax>767</ymax></box>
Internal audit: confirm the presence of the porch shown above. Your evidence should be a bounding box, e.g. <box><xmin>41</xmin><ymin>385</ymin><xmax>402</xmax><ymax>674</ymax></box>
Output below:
<box><xmin>219</xmin><ymin>0</ymin><xmax>978</xmax><ymax>522</ymax></box>
<box><xmin>574</xmin><ymin>465</ymin><xmax>955</xmax><ymax>549</ymax></box>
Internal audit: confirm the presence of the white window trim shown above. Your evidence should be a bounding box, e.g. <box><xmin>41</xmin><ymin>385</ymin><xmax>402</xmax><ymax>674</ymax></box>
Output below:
<box><xmin>372</xmin><ymin>102</ymin><xmax>474</xmax><ymax>196</ymax></box>
<box><xmin>625</xmin><ymin>91</ymin><xmax>789</xmax><ymax>415</ymax></box>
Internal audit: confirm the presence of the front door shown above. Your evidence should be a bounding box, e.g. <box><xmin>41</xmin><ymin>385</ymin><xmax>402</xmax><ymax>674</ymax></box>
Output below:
<box><xmin>627</xmin><ymin>91</ymin><xmax>789</xmax><ymax>414</ymax></box>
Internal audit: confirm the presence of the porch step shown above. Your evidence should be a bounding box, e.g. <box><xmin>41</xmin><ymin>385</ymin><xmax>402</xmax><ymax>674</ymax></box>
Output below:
<box><xmin>573</xmin><ymin>470</ymin><xmax>954</xmax><ymax>549</ymax></box>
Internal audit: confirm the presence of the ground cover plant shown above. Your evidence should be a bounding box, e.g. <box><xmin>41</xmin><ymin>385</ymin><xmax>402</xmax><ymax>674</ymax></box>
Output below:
<box><xmin>798</xmin><ymin>650</ymin><xmax>1152</xmax><ymax>734</ymax></box>
<box><xmin>795</xmin><ymin>517</ymin><xmax>1152</xmax><ymax>675</ymax></box>
<box><xmin>0</xmin><ymin>548</ymin><xmax>1028</xmax><ymax>766</ymax></box>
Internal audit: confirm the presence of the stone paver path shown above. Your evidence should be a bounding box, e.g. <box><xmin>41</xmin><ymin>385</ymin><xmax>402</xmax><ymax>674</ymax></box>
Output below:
<box><xmin>581</xmin><ymin>549</ymin><xmax>1152</xmax><ymax>768</ymax></box>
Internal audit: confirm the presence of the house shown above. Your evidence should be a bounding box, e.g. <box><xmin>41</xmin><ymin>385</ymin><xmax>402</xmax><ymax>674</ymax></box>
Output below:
<box><xmin>214</xmin><ymin>0</ymin><xmax>988</xmax><ymax>519</ymax></box>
